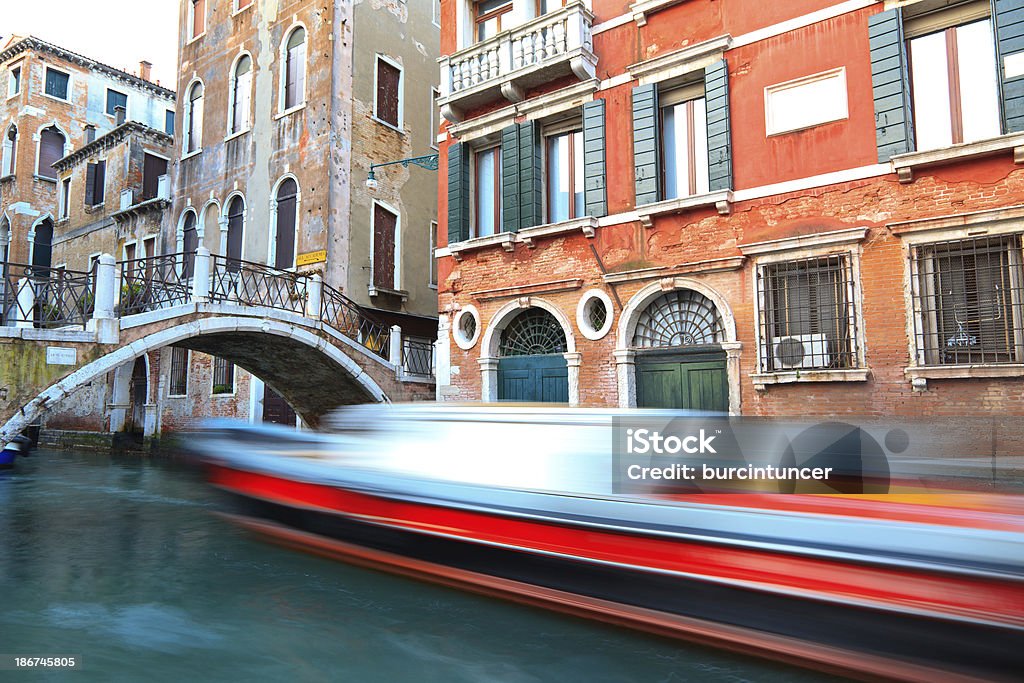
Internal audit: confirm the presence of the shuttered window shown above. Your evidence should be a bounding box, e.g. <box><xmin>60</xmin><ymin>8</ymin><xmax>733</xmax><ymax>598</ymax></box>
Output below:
<box><xmin>226</xmin><ymin>196</ymin><xmax>245</xmax><ymax>272</ymax></box>
<box><xmin>284</xmin><ymin>29</ymin><xmax>306</xmax><ymax>110</ymax></box>
<box><xmin>190</xmin><ymin>0</ymin><xmax>206</xmax><ymax>38</ymax></box>
<box><xmin>32</xmin><ymin>218</ymin><xmax>53</xmax><ymax>271</ymax></box>
<box><xmin>660</xmin><ymin>84</ymin><xmax>709</xmax><ymax>200</ymax></box>
<box><xmin>44</xmin><ymin>68</ymin><xmax>69</xmax><ymax>100</ymax></box>
<box><xmin>106</xmin><ymin>89</ymin><xmax>127</xmax><ymax>117</ymax></box>
<box><xmin>375</xmin><ymin>57</ymin><xmax>402</xmax><ymax>128</ymax></box>
<box><xmin>185</xmin><ymin>82</ymin><xmax>204</xmax><ymax>153</ymax></box>
<box><xmin>169</xmin><ymin>347</ymin><xmax>189</xmax><ymax>396</ymax></box>
<box><xmin>232</xmin><ymin>55</ymin><xmax>252</xmax><ymax>133</ymax></box>
<box><xmin>37</xmin><ymin>126</ymin><xmax>65</xmax><ymax>180</ymax></box>
<box><xmin>142</xmin><ymin>154</ymin><xmax>167</xmax><ymax>200</ymax></box>
<box><xmin>84</xmin><ymin>160</ymin><xmax>105</xmax><ymax>205</ymax></box>
<box><xmin>182</xmin><ymin>212</ymin><xmax>198</xmax><ymax>278</ymax></box>
<box><xmin>275</xmin><ymin>179</ymin><xmax>298</xmax><ymax>269</ymax></box>
<box><xmin>447</xmin><ymin>142</ymin><xmax>470</xmax><ymax>244</ymax></box>
<box><xmin>372</xmin><ymin>202</ymin><xmax>398</xmax><ymax>290</ymax></box>
<box><xmin>165</xmin><ymin>110</ymin><xmax>175</xmax><ymax>135</ymax></box>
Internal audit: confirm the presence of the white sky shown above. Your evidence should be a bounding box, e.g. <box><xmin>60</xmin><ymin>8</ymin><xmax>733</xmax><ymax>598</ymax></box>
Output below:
<box><xmin>2</xmin><ymin>1</ymin><xmax>180</xmax><ymax>90</ymax></box>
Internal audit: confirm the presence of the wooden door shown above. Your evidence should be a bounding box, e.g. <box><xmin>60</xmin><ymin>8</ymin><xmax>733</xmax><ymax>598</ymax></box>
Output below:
<box><xmin>636</xmin><ymin>351</ymin><xmax>728</xmax><ymax>412</ymax></box>
<box><xmin>497</xmin><ymin>354</ymin><xmax>568</xmax><ymax>403</ymax></box>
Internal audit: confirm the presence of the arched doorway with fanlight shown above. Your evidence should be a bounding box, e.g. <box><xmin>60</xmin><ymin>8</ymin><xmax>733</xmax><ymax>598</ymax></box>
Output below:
<box><xmin>496</xmin><ymin>307</ymin><xmax>569</xmax><ymax>403</ymax></box>
<box><xmin>627</xmin><ymin>288</ymin><xmax>730</xmax><ymax>412</ymax></box>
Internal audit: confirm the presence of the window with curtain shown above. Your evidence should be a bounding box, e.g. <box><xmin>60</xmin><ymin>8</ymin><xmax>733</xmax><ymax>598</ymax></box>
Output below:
<box><xmin>473</xmin><ymin>146</ymin><xmax>501</xmax><ymax>238</ymax></box>
<box><xmin>284</xmin><ymin>28</ymin><xmax>306</xmax><ymax>110</ymax></box>
<box><xmin>660</xmin><ymin>86</ymin><xmax>709</xmax><ymax>200</ymax></box>
<box><xmin>545</xmin><ymin>128</ymin><xmax>583</xmax><ymax>224</ymax></box>
<box><xmin>231</xmin><ymin>55</ymin><xmax>252</xmax><ymax>133</ymax></box>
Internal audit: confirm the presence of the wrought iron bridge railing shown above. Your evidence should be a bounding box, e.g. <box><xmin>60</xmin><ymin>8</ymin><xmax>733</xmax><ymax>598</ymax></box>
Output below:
<box><xmin>118</xmin><ymin>251</ymin><xmax>193</xmax><ymax>316</ymax></box>
<box><xmin>209</xmin><ymin>254</ymin><xmax>308</xmax><ymax>316</ymax></box>
<box><xmin>0</xmin><ymin>261</ymin><xmax>96</xmax><ymax>329</ymax></box>
<box><xmin>402</xmin><ymin>337</ymin><xmax>435</xmax><ymax>376</ymax></box>
<box><xmin>320</xmin><ymin>281</ymin><xmax>391</xmax><ymax>358</ymax></box>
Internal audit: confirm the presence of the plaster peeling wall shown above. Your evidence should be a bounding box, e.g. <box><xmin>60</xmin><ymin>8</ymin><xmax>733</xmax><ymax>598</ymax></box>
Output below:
<box><xmin>327</xmin><ymin>0</ymin><xmax>355</xmax><ymax>292</ymax></box>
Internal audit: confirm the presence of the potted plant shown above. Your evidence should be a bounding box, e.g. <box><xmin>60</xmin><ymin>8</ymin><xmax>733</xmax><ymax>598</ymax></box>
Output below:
<box><xmin>76</xmin><ymin>289</ymin><xmax>95</xmax><ymax>317</ymax></box>
<box><xmin>118</xmin><ymin>282</ymin><xmax>146</xmax><ymax>315</ymax></box>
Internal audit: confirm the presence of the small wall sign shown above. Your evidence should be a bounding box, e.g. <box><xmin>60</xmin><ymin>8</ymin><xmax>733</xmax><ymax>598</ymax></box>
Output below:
<box><xmin>46</xmin><ymin>347</ymin><xmax>77</xmax><ymax>366</ymax></box>
<box><xmin>296</xmin><ymin>249</ymin><xmax>327</xmax><ymax>266</ymax></box>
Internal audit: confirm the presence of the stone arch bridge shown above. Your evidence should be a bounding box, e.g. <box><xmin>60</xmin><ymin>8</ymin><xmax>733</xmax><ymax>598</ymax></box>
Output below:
<box><xmin>0</xmin><ymin>248</ymin><xmax>435</xmax><ymax>442</ymax></box>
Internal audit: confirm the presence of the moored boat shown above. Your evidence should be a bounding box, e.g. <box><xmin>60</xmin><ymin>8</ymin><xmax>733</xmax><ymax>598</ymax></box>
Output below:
<box><xmin>192</xmin><ymin>405</ymin><xmax>1024</xmax><ymax>682</ymax></box>
<box><xmin>0</xmin><ymin>434</ymin><xmax>33</xmax><ymax>469</ymax></box>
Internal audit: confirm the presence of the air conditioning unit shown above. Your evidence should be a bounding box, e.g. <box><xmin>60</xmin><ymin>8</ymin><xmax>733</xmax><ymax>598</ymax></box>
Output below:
<box><xmin>771</xmin><ymin>333</ymin><xmax>830</xmax><ymax>370</ymax></box>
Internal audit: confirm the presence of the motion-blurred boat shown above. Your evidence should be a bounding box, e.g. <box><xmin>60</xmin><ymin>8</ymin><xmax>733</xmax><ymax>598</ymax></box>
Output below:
<box><xmin>0</xmin><ymin>434</ymin><xmax>32</xmax><ymax>469</ymax></box>
<box><xmin>191</xmin><ymin>405</ymin><xmax>1024</xmax><ymax>682</ymax></box>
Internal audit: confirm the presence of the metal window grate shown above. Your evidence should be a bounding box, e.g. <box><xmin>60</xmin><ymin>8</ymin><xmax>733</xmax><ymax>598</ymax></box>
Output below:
<box><xmin>499</xmin><ymin>308</ymin><xmax>567</xmax><ymax>356</ymax></box>
<box><xmin>758</xmin><ymin>254</ymin><xmax>857</xmax><ymax>371</ymax></box>
<box><xmin>632</xmin><ymin>289</ymin><xmax>723</xmax><ymax>348</ymax></box>
<box><xmin>212</xmin><ymin>356</ymin><xmax>234</xmax><ymax>394</ymax></box>
<box><xmin>910</xmin><ymin>235</ymin><xmax>1023</xmax><ymax>366</ymax></box>
<box><xmin>169</xmin><ymin>347</ymin><xmax>189</xmax><ymax>396</ymax></box>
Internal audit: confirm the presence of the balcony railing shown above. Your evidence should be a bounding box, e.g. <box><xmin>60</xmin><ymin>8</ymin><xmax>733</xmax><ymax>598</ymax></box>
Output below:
<box><xmin>439</xmin><ymin>1</ymin><xmax>596</xmax><ymax>121</ymax></box>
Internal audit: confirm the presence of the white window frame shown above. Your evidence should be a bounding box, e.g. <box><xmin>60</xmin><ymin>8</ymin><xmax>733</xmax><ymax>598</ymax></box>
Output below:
<box><xmin>42</xmin><ymin>66</ymin><xmax>72</xmax><ymax>103</ymax></box>
<box><xmin>227</xmin><ymin>52</ymin><xmax>254</xmax><ymax>137</ymax></box>
<box><xmin>8</xmin><ymin>61</ymin><xmax>24</xmax><ymax>99</ymax></box>
<box><xmin>183</xmin><ymin>78</ymin><xmax>204</xmax><ymax>157</ymax></box>
<box><xmin>278</xmin><ymin>24</ymin><xmax>308</xmax><ymax>117</ymax></box>
<box><xmin>764</xmin><ymin>67</ymin><xmax>848</xmax><ymax>136</ymax></box>
<box><xmin>2</xmin><ymin>123</ymin><xmax>17</xmax><ymax>177</ymax></box>
<box><xmin>105</xmin><ymin>87</ymin><xmax>129</xmax><ymax>119</ymax></box>
<box><xmin>58</xmin><ymin>175</ymin><xmax>71</xmax><ymax>219</ymax></box>
<box><xmin>232</xmin><ymin>0</ymin><xmax>254</xmax><ymax>15</ymax></box>
<box><xmin>369</xmin><ymin>199</ymin><xmax>402</xmax><ymax>293</ymax></box>
<box><xmin>373</xmin><ymin>54</ymin><xmax>405</xmax><ymax>132</ymax></box>
<box><xmin>187</xmin><ymin>0</ymin><xmax>207</xmax><ymax>42</ymax></box>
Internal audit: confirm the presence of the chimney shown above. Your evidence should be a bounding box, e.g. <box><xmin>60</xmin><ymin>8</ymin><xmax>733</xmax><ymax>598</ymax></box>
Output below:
<box><xmin>139</xmin><ymin>60</ymin><xmax>152</xmax><ymax>82</ymax></box>
<box><xmin>85</xmin><ymin>125</ymin><xmax>96</xmax><ymax>144</ymax></box>
<box><xmin>114</xmin><ymin>106</ymin><xmax>126</xmax><ymax>127</ymax></box>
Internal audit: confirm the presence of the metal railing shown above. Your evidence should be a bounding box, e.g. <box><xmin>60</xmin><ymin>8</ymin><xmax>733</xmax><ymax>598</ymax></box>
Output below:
<box><xmin>209</xmin><ymin>254</ymin><xmax>307</xmax><ymax>315</ymax></box>
<box><xmin>1</xmin><ymin>261</ymin><xmax>95</xmax><ymax>329</ymax></box>
<box><xmin>118</xmin><ymin>252</ymin><xmax>193</xmax><ymax>316</ymax></box>
<box><xmin>402</xmin><ymin>337</ymin><xmax>435</xmax><ymax>376</ymax></box>
<box><xmin>320</xmin><ymin>281</ymin><xmax>390</xmax><ymax>358</ymax></box>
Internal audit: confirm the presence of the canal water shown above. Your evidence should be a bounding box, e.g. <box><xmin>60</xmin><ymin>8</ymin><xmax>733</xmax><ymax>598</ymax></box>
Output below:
<box><xmin>0</xmin><ymin>450</ymin><xmax>833</xmax><ymax>683</ymax></box>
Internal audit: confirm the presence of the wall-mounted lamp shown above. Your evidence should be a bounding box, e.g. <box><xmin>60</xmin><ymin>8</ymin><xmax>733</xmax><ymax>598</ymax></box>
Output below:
<box><xmin>365</xmin><ymin>153</ymin><xmax>439</xmax><ymax>191</ymax></box>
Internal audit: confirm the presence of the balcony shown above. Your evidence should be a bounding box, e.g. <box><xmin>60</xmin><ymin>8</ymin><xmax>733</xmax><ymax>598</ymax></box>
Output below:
<box><xmin>439</xmin><ymin>1</ymin><xmax>597</xmax><ymax>122</ymax></box>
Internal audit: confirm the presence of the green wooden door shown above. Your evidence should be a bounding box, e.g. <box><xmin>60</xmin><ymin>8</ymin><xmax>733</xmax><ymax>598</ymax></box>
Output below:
<box><xmin>497</xmin><ymin>354</ymin><xmax>569</xmax><ymax>403</ymax></box>
<box><xmin>636</xmin><ymin>353</ymin><xmax>728</xmax><ymax>411</ymax></box>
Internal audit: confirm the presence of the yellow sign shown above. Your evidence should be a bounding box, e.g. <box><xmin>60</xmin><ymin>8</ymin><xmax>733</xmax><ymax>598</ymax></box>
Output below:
<box><xmin>296</xmin><ymin>249</ymin><xmax>327</xmax><ymax>266</ymax></box>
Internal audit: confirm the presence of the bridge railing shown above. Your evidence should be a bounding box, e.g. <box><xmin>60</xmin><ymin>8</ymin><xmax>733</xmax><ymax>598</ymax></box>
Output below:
<box><xmin>118</xmin><ymin>252</ymin><xmax>194</xmax><ymax>316</ymax></box>
<box><xmin>320</xmin><ymin>281</ymin><xmax>390</xmax><ymax>358</ymax></box>
<box><xmin>209</xmin><ymin>254</ymin><xmax>308</xmax><ymax>315</ymax></box>
<box><xmin>1</xmin><ymin>261</ymin><xmax>95</xmax><ymax>329</ymax></box>
<box><xmin>402</xmin><ymin>336</ymin><xmax>435</xmax><ymax>376</ymax></box>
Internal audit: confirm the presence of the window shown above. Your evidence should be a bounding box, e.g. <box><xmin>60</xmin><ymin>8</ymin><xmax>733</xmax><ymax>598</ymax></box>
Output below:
<box><xmin>124</xmin><ymin>242</ymin><xmax>136</xmax><ymax>264</ymax></box>
<box><xmin>44</xmin><ymin>68</ymin><xmax>69</xmax><ymax>100</ymax></box>
<box><xmin>433</xmin><ymin>0</ymin><xmax>441</xmax><ymax>26</ymax></box>
<box><xmin>142</xmin><ymin>154</ymin><xmax>167</xmax><ymax>200</ymax></box>
<box><xmin>9</xmin><ymin>66</ymin><xmax>20</xmax><ymax>97</ymax></box>
<box><xmin>231</xmin><ymin>55</ymin><xmax>252</xmax><ymax>133</ymax></box>
<box><xmin>375</xmin><ymin>56</ymin><xmax>402</xmax><ymax>128</ymax></box>
<box><xmin>283</xmin><ymin>28</ymin><xmax>306</xmax><ymax>110</ymax></box>
<box><xmin>189</xmin><ymin>0</ymin><xmax>206</xmax><ymax>39</ymax></box>
<box><xmin>181</xmin><ymin>211</ymin><xmax>199</xmax><ymax>278</ymax></box>
<box><xmin>185</xmin><ymin>82</ymin><xmax>204</xmax><ymax>153</ymax></box>
<box><xmin>235</xmin><ymin>0</ymin><xmax>253</xmax><ymax>10</ymax></box>
<box><xmin>660</xmin><ymin>84</ymin><xmax>709</xmax><ymax>200</ymax></box>
<box><xmin>764</xmin><ymin>69</ymin><xmax>848</xmax><ymax>136</ymax></box>
<box><xmin>429</xmin><ymin>220</ymin><xmax>438</xmax><ymax>287</ymax></box>
<box><xmin>31</xmin><ymin>218</ymin><xmax>53</xmax><ymax>272</ymax></box>
<box><xmin>37</xmin><ymin>126</ymin><xmax>65</xmax><ymax>180</ymax></box>
<box><xmin>430</xmin><ymin>87</ymin><xmax>440</xmax><ymax>149</ymax></box>
<box><xmin>474</xmin><ymin>0</ymin><xmax>512</xmax><ymax>41</ymax></box>
<box><xmin>226</xmin><ymin>195</ymin><xmax>244</xmax><ymax>271</ymax></box>
<box><xmin>212</xmin><ymin>356</ymin><xmax>235</xmax><ymax>394</ymax></box>
<box><xmin>165</xmin><ymin>110</ymin><xmax>175</xmax><ymax>135</ymax></box>
<box><xmin>758</xmin><ymin>254</ymin><xmax>858</xmax><ymax>372</ymax></box>
<box><xmin>169</xmin><ymin>346</ymin><xmax>189</xmax><ymax>396</ymax></box>
<box><xmin>106</xmin><ymin>89</ymin><xmax>128</xmax><ymax>117</ymax></box>
<box><xmin>85</xmin><ymin>160</ymin><xmax>105</xmax><ymax>205</ymax></box>
<box><xmin>537</xmin><ymin>0</ymin><xmax>566</xmax><ymax>15</ymax></box>
<box><xmin>372</xmin><ymin>202</ymin><xmax>399</xmax><ymax>291</ymax></box>
<box><xmin>59</xmin><ymin>177</ymin><xmax>71</xmax><ymax>219</ymax></box>
<box><xmin>473</xmin><ymin>146</ymin><xmax>501</xmax><ymax>237</ymax></box>
<box><xmin>545</xmin><ymin>127</ymin><xmax>583</xmax><ymax>223</ymax></box>
<box><xmin>274</xmin><ymin>178</ymin><xmax>298</xmax><ymax>269</ymax></box>
<box><xmin>1</xmin><ymin>125</ymin><xmax>16</xmax><ymax>177</ymax></box>
<box><xmin>910</xmin><ymin>235</ymin><xmax>1023</xmax><ymax>365</ymax></box>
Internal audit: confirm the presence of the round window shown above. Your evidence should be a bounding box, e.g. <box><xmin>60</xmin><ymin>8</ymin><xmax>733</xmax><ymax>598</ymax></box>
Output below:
<box><xmin>576</xmin><ymin>289</ymin><xmax>614</xmax><ymax>341</ymax></box>
<box><xmin>452</xmin><ymin>305</ymin><xmax>481</xmax><ymax>350</ymax></box>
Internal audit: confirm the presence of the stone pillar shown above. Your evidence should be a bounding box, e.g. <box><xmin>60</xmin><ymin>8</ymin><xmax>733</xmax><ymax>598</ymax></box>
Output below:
<box><xmin>435</xmin><ymin>316</ymin><xmax>452</xmax><ymax>401</ymax></box>
<box><xmin>305</xmin><ymin>273</ymin><xmax>323</xmax><ymax>320</ymax></box>
<box><xmin>565</xmin><ymin>352</ymin><xmax>582</xmax><ymax>407</ymax></box>
<box><xmin>218</xmin><ymin>214</ymin><xmax>229</xmax><ymax>255</ymax></box>
<box><xmin>14</xmin><ymin>277</ymin><xmax>34</xmax><ymax>328</ymax></box>
<box><xmin>93</xmin><ymin>254</ymin><xmax>116</xmax><ymax>319</ymax></box>
<box><xmin>143</xmin><ymin>403</ymin><xmax>159</xmax><ymax>437</ymax></box>
<box><xmin>721</xmin><ymin>341</ymin><xmax>743</xmax><ymax>416</ymax></box>
<box><xmin>613</xmin><ymin>349</ymin><xmax>636</xmax><ymax>408</ymax></box>
<box><xmin>192</xmin><ymin>246</ymin><xmax>211</xmax><ymax>302</ymax></box>
<box><xmin>389</xmin><ymin>324</ymin><xmax>403</xmax><ymax>376</ymax></box>
<box><xmin>479</xmin><ymin>356</ymin><xmax>499</xmax><ymax>402</ymax></box>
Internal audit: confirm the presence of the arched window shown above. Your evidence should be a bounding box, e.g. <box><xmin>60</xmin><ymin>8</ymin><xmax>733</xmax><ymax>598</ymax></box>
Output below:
<box><xmin>283</xmin><ymin>28</ymin><xmax>306</xmax><ymax>110</ymax></box>
<box><xmin>274</xmin><ymin>179</ymin><xmax>297</xmax><ymax>270</ymax></box>
<box><xmin>231</xmin><ymin>55</ymin><xmax>252</xmax><ymax>134</ymax></box>
<box><xmin>2</xmin><ymin>125</ymin><xmax>16</xmax><ymax>177</ymax></box>
<box><xmin>1</xmin><ymin>216</ymin><xmax>10</xmax><ymax>263</ymax></box>
<box><xmin>226</xmin><ymin>196</ymin><xmax>245</xmax><ymax>271</ymax></box>
<box><xmin>31</xmin><ymin>218</ymin><xmax>53</xmax><ymax>272</ymax></box>
<box><xmin>181</xmin><ymin>211</ymin><xmax>199</xmax><ymax>278</ymax></box>
<box><xmin>631</xmin><ymin>289</ymin><xmax>724</xmax><ymax>348</ymax></box>
<box><xmin>185</xmin><ymin>82</ymin><xmax>204</xmax><ymax>153</ymax></box>
<box><xmin>37</xmin><ymin>126</ymin><xmax>65</xmax><ymax>180</ymax></box>
<box><xmin>499</xmin><ymin>308</ymin><xmax>567</xmax><ymax>356</ymax></box>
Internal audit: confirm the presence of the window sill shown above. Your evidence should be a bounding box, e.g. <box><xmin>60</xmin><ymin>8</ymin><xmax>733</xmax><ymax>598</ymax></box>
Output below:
<box><xmin>167</xmin><ymin>394</ymin><xmax>187</xmax><ymax>399</ymax></box>
<box><xmin>751</xmin><ymin>368</ymin><xmax>870</xmax><ymax>390</ymax></box>
<box><xmin>33</xmin><ymin>174</ymin><xmax>57</xmax><ymax>184</ymax></box>
<box><xmin>212</xmin><ymin>391</ymin><xmax>237</xmax><ymax>398</ymax></box>
<box><xmin>180</xmin><ymin>148</ymin><xmax>203</xmax><ymax>161</ymax></box>
<box><xmin>231</xmin><ymin>5</ymin><xmax>253</xmax><ymax>17</ymax></box>
<box><xmin>448</xmin><ymin>232</ymin><xmax>515</xmax><ymax>260</ymax></box>
<box><xmin>371</xmin><ymin>115</ymin><xmax>404</xmax><ymax>134</ymax></box>
<box><xmin>224</xmin><ymin>128</ymin><xmax>251</xmax><ymax>142</ymax></box>
<box><xmin>518</xmin><ymin>216</ymin><xmax>598</xmax><ymax>247</ymax></box>
<box><xmin>275</xmin><ymin>103</ymin><xmax>306</xmax><ymax>120</ymax></box>
<box><xmin>636</xmin><ymin>189</ymin><xmax>733</xmax><ymax>227</ymax></box>
<box><xmin>0</xmin><ymin>174</ymin><xmax>15</xmax><ymax>182</ymax></box>
<box><xmin>186</xmin><ymin>32</ymin><xmax>206</xmax><ymax>46</ymax></box>
<box><xmin>890</xmin><ymin>132</ymin><xmax>1024</xmax><ymax>183</ymax></box>
<box><xmin>41</xmin><ymin>93</ymin><xmax>70</xmax><ymax>105</ymax></box>
<box><xmin>904</xmin><ymin>364</ymin><xmax>1024</xmax><ymax>383</ymax></box>
<box><xmin>368</xmin><ymin>285</ymin><xmax>409</xmax><ymax>301</ymax></box>
<box><xmin>630</xmin><ymin>0</ymin><xmax>689</xmax><ymax>26</ymax></box>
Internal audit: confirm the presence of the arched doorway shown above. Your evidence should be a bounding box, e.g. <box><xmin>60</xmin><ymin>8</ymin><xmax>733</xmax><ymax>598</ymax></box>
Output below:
<box><xmin>127</xmin><ymin>356</ymin><xmax>147</xmax><ymax>433</ymax></box>
<box><xmin>631</xmin><ymin>289</ymin><xmax>728</xmax><ymax>411</ymax></box>
<box><xmin>496</xmin><ymin>308</ymin><xmax>569</xmax><ymax>403</ymax></box>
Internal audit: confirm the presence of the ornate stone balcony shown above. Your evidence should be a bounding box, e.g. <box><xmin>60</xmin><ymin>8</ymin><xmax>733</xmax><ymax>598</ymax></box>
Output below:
<box><xmin>439</xmin><ymin>2</ymin><xmax>597</xmax><ymax>123</ymax></box>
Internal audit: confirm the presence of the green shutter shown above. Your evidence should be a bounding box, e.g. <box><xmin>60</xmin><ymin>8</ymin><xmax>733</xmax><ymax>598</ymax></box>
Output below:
<box><xmin>447</xmin><ymin>142</ymin><xmax>469</xmax><ymax>244</ymax></box>
<box><xmin>704</xmin><ymin>59</ymin><xmax>733</xmax><ymax>192</ymax></box>
<box><xmin>869</xmin><ymin>8</ymin><xmax>914</xmax><ymax>161</ymax></box>
<box><xmin>632</xmin><ymin>83</ymin><xmax>660</xmax><ymax>206</ymax></box>
<box><xmin>84</xmin><ymin>163</ymin><xmax>96</xmax><ymax>205</ymax></box>
<box><xmin>501</xmin><ymin>125</ymin><xmax>520</xmax><ymax>232</ymax></box>
<box><xmin>993</xmin><ymin>0</ymin><xmax>1024</xmax><ymax>133</ymax></box>
<box><xmin>582</xmin><ymin>99</ymin><xmax>607</xmax><ymax>218</ymax></box>
<box><xmin>518</xmin><ymin>120</ymin><xmax>543</xmax><ymax>229</ymax></box>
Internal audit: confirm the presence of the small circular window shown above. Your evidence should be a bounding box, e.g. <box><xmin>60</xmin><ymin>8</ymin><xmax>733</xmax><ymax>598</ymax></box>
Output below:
<box><xmin>453</xmin><ymin>305</ymin><xmax>481</xmax><ymax>350</ymax></box>
<box><xmin>576</xmin><ymin>289</ymin><xmax>614</xmax><ymax>341</ymax></box>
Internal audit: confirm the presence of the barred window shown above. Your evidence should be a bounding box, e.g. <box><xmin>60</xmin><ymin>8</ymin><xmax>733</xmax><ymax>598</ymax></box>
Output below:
<box><xmin>910</xmin><ymin>235</ymin><xmax>1023</xmax><ymax>366</ymax></box>
<box><xmin>212</xmin><ymin>356</ymin><xmax>235</xmax><ymax>394</ymax></box>
<box><xmin>758</xmin><ymin>254</ymin><xmax>858</xmax><ymax>371</ymax></box>
<box><xmin>169</xmin><ymin>347</ymin><xmax>189</xmax><ymax>396</ymax></box>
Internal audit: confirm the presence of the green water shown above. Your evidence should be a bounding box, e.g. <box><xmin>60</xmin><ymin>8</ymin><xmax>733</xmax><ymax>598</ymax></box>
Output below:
<box><xmin>0</xmin><ymin>450</ymin><xmax>834</xmax><ymax>682</ymax></box>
